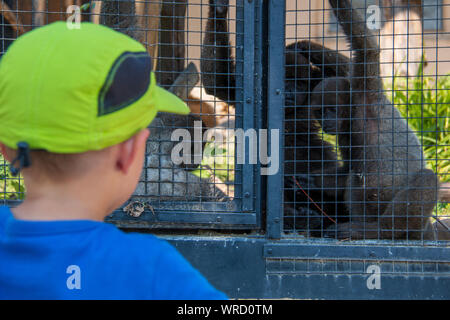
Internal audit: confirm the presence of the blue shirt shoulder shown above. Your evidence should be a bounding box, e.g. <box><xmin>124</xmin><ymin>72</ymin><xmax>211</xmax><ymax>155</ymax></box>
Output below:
<box><xmin>0</xmin><ymin>206</ymin><xmax>227</xmax><ymax>300</ymax></box>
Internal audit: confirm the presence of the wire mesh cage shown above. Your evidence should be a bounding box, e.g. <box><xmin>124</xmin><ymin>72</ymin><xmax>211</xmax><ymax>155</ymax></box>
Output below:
<box><xmin>1</xmin><ymin>0</ymin><xmax>450</xmax><ymax>300</ymax></box>
<box><xmin>282</xmin><ymin>0</ymin><xmax>449</xmax><ymax>243</ymax></box>
<box><xmin>0</xmin><ymin>0</ymin><xmax>448</xmax><ymax>241</ymax></box>
<box><xmin>0</xmin><ymin>0</ymin><xmax>260</xmax><ymax>229</ymax></box>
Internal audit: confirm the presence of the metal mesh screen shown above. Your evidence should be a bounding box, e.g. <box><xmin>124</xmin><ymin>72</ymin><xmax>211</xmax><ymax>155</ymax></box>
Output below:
<box><xmin>266</xmin><ymin>258</ymin><xmax>450</xmax><ymax>276</ymax></box>
<box><xmin>283</xmin><ymin>0</ymin><xmax>449</xmax><ymax>243</ymax></box>
<box><xmin>0</xmin><ymin>0</ymin><xmax>260</xmax><ymax>228</ymax></box>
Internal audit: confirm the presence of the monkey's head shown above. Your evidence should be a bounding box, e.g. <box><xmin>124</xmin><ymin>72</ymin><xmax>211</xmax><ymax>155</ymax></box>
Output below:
<box><xmin>310</xmin><ymin>77</ymin><xmax>350</xmax><ymax>134</ymax></box>
<box><xmin>209</xmin><ymin>0</ymin><xmax>229</xmax><ymax>18</ymax></box>
<box><xmin>284</xmin><ymin>51</ymin><xmax>322</xmax><ymax>109</ymax></box>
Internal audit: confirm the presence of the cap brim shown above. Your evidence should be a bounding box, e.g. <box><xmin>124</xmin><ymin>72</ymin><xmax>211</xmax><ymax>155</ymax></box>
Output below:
<box><xmin>153</xmin><ymin>85</ymin><xmax>190</xmax><ymax>115</ymax></box>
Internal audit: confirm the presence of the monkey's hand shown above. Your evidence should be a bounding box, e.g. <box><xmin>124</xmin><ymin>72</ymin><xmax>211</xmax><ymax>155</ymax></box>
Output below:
<box><xmin>324</xmin><ymin>221</ymin><xmax>381</xmax><ymax>240</ymax></box>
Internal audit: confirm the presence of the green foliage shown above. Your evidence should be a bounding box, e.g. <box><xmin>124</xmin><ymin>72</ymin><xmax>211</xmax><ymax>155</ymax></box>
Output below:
<box><xmin>435</xmin><ymin>202</ymin><xmax>450</xmax><ymax>217</ymax></box>
<box><xmin>0</xmin><ymin>153</ymin><xmax>25</xmax><ymax>200</ymax></box>
<box><xmin>191</xmin><ymin>138</ymin><xmax>235</xmax><ymax>184</ymax></box>
<box><xmin>81</xmin><ymin>1</ymin><xmax>95</xmax><ymax>11</ymax></box>
<box><xmin>385</xmin><ymin>63</ymin><xmax>450</xmax><ymax>183</ymax></box>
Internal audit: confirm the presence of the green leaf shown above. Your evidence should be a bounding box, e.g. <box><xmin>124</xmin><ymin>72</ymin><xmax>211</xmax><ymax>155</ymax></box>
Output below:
<box><xmin>81</xmin><ymin>2</ymin><xmax>93</xmax><ymax>11</ymax></box>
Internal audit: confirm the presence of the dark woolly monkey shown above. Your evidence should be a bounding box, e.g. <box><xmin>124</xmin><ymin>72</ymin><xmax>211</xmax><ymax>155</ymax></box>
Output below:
<box><xmin>310</xmin><ymin>0</ymin><xmax>439</xmax><ymax>240</ymax></box>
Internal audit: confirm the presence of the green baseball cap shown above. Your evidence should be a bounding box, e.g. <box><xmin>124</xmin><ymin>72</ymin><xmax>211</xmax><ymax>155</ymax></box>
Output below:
<box><xmin>0</xmin><ymin>21</ymin><xmax>190</xmax><ymax>154</ymax></box>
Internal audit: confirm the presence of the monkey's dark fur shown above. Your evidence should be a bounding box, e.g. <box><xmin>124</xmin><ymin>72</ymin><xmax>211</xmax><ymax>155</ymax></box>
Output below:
<box><xmin>0</xmin><ymin>0</ymin><xmax>17</xmax><ymax>55</ymax></box>
<box><xmin>310</xmin><ymin>0</ymin><xmax>439</xmax><ymax>240</ymax></box>
<box><xmin>201</xmin><ymin>0</ymin><xmax>351</xmax><ymax>235</ymax></box>
<box><xmin>0</xmin><ymin>18</ymin><xmax>14</xmax><ymax>55</ymax></box>
<box><xmin>100</xmin><ymin>0</ymin><xmax>138</xmax><ymax>40</ymax></box>
<box><xmin>201</xmin><ymin>0</ymin><xmax>235</xmax><ymax>103</ymax></box>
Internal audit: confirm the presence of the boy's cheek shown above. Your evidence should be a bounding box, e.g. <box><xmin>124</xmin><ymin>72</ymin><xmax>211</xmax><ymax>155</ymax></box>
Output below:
<box><xmin>132</xmin><ymin>146</ymin><xmax>147</xmax><ymax>179</ymax></box>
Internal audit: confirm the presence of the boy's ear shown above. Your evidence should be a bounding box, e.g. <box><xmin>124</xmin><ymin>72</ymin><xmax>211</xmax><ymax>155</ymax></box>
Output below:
<box><xmin>115</xmin><ymin>129</ymin><xmax>150</xmax><ymax>174</ymax></box>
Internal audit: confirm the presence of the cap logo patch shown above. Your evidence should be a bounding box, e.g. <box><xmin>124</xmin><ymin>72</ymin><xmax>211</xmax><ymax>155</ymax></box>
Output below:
<box><xmin>98</xmin><ymin>51</ymin><xmax>152</xmax><ymax>116</ymax></box>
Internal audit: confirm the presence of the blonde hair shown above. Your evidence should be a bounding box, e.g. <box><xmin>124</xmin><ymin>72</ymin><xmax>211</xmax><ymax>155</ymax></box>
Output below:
<box><xmin>4</xmin><ymin>146</ymin><xmax>111</xmax><ymax>182</ymax></box>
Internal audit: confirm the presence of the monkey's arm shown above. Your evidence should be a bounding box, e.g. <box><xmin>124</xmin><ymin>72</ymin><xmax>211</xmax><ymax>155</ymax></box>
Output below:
<box><xmin>328</xmin><ymin>0</ymin><xmax>382</xmax><ymax>101</ymax></box>
<box><xmin>201</xmin><ymin>0</ymin><xmax>236</xmax><ymax>103</ymax></box>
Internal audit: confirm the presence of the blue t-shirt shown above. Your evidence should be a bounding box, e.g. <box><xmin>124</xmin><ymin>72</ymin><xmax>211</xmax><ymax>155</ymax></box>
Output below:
<box><xmin>0</xmin><ymin>206</ymin><xmax>227</xmax><ymax>300</ymax></box>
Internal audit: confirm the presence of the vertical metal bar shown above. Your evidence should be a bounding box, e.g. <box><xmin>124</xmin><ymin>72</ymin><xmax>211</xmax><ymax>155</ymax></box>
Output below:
<box><xmin>253</xmin><ymin>0</ymin><xmax>264</xmax><ymax>228</ymax></box>
<box><xmin>234</xmin><ymin>0</ymin><xmax>244</xmax><ymax>212</ymax></box>
<box><xmin>242</xmin><ymin>0</ymin><xmax>255</xmax><ymax>212</ymax></box>
<box><xmin>265</xmin><ymin>0</ymin><xmax>285</xmax><ymax>239</ymax></box>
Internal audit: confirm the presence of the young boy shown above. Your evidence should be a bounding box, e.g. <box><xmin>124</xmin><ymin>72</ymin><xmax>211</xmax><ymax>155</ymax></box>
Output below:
<box><xmin>0</xmin><ymin>22</ymin><xmax>227</xmax><ymax>300</ymax></box>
